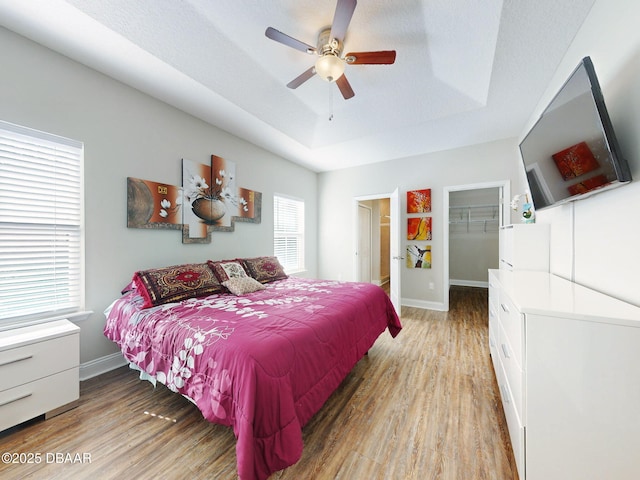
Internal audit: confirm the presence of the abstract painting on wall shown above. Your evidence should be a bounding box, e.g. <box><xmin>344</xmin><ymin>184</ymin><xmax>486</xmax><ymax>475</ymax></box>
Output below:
<box><xmin>127</xmin><ymin>154</ymin><xmax>261</xmax><ymax>244</ymax></box>
<box><xmin>407</xmin><ymin>188</ymin><xmax>431</xmax><ymax>213</ymax></box>
<box><xmin>407</xmin><ymin>216</ymin><xmax>432</xmax><ymax>241</ymax></box>
<box><xmin>406</xmin><ymin>244</ymin><xmax>431</xmax><ymax>269</ymax></box>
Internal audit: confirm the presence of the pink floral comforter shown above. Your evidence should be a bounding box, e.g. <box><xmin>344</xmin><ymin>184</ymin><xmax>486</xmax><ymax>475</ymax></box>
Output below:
<box><xmin>104</xmin><ymin>277</ymin><xmax>401</xmax><ymax>479</ymax></box>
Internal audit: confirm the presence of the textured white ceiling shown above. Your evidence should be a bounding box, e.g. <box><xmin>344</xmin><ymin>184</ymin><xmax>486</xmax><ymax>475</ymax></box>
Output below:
<box><xmin>0</xmin><ymin>0</ymin><xmax>596</xmax><ymax>171</ymax></box>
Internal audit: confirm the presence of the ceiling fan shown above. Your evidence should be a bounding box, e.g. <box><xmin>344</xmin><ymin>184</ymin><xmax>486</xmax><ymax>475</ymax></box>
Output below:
<box><xmin>265</xmin><ymin>0</ymin><xmax>396</xmax><ymax>100</ymax></box>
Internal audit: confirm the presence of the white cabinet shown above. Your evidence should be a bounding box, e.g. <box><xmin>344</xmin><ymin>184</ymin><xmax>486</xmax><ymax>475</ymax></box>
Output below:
<box><xmin>0</xmin><ymin>320</ymin><xmax>80</xmax><ymax>432</ymax></box>
<box><xmin>488</xmin><ymin>269</ymin><xmax>640</xmax><ymax>480</ymax></box>
<box><xmin>499</xmin><ymin>224</ymin><xmax>549</xmax><ymax>271</ymax></box>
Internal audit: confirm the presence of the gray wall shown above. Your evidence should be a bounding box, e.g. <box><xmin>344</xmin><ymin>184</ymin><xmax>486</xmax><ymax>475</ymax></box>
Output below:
<box><xmin>0</xmin><ymin>27</ymin><xmax>318</xmax><ymax>368</ymax></box>
<box><xmin>318</xmin><ymin>139</ymin><xmax>518</xmax><ymax>310</ymax></box>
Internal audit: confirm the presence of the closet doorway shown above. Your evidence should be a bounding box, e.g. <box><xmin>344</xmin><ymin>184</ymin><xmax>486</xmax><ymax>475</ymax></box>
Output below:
<box><xmin>442</xmin><ymin>181</ymin><xmax>509</xmax><ymax>311</ymax></box>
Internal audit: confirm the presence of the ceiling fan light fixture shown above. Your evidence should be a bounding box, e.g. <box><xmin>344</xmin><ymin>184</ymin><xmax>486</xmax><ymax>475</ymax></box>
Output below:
<box><xmin>315</xmin><ymin>54</ymin><xmax>345</xmax><ymax>82</ymax></box>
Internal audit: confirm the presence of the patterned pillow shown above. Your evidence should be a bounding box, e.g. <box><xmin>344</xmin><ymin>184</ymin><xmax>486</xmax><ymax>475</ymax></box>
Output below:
<box><xmin>133</xmin><ymin>263</ymin><xmax>223</xmax><ymax>308</ymax></box>
<box><xmin>208</xmin><ymin>260</ymin><xmax>248</xmax><ymax>282</ymax></box>
<box><xmin>222</xmin><ymin>276</ymin><xmax>266</xmax><ymax>295</ymax></box>
<box><xmin>241</xmin><ymin>256</ymin><xmax>288</xmax><ymax>283</ymax></box>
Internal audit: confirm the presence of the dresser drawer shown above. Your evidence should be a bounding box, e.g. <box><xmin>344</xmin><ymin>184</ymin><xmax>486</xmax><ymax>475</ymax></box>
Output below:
<box><xmin>488</xmin><ymin>271</ymin><xmax>500</xmax><ymax>308</ymax></box>
<box><xmin>0</xmin><ymin>367</ymin><xmax>79</xmax><ymax>432</ymax></box>
<box><xmin>498</xmin><ymin>291</ymin><xmax>523</xmax><ymax>365</ymax></box>
<box><xmin>499</xmin><ymin>322</ymin><xmax>524</xmax><ymax>419</ymax></box>
<box><xmin>496</xmin><ymin>360</ymin><xmax>525</xmax><ymax>480</ymax></box>
<box><xmin>0</xmin><ymin>333</ymin><xmax>79</xmax><ymax>391</ymax></box>
<box><xmin>489</xmin><ymin>315</ymin><xmax>500</xmax><ymax>375</ymax></box>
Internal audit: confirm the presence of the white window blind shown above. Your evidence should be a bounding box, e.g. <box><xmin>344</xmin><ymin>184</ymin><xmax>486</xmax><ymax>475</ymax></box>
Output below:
<box><xmin>273</xmin><ymin>194</ymin><xmax>304</xmax><ymax>273</ymax></box>
<box><xmin>0</xmin><ymin>121</ymin><xmax>84</xmax><ymax>323</ymax></box>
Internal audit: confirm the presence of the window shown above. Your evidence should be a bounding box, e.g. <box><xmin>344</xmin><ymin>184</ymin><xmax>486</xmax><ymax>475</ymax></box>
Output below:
<box><xmin>0</xmin><ymin>121</ymin><xmax>84</xmax><ymax>325</ymax></box>
<box><xmin>273</xmin><ymin>194</ymin><xmax>304</xmax><ymax>273</ymax></box>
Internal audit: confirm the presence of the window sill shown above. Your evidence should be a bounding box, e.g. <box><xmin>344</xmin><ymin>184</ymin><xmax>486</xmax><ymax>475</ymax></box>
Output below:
<box><xmin>0</xmin><ymin>310</ymin><xmax>93</xmax><ymax>332</ymax></box>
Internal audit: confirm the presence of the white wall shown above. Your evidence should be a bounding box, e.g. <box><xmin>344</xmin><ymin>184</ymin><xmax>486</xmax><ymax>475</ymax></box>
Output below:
<box><xmin>0</xmin><ymin>27</ymin><xmax>318</xmax><ymax>367</ymax></box>
<box><xmin>516</xmin><ymin>0</ymin><xmax>640</xmax><ymax>306</ymax></box>
<box><xmin>318</xmin><ymin>139</ymin><xmax>519</xmax><ymax>309</ymax></box>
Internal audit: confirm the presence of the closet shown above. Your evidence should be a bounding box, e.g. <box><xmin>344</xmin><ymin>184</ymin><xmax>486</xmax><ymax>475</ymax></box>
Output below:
<box><xmin>449</xmin><ymin>188</ymin><xmax>499</xmax><ymax>287</ymax></box>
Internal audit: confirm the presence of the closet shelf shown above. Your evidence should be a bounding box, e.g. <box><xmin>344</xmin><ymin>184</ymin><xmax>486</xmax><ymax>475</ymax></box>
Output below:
<box><xmin>449</xmin><ymin>203</ymin><xmax>499</xmax><ymax>233</ymax></box>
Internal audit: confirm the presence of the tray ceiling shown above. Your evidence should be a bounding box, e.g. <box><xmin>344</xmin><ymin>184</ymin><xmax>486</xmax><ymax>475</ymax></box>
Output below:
<box><xmin>0</xmin><ymin>0</ymin><xmax>595</xmax><ymax>171</ymax></box>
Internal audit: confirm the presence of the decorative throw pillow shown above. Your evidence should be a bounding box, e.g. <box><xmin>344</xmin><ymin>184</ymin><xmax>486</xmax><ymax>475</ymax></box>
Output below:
<box><xmin>208</xmin><ymin>260</ymin><xmax>248</xmax><ymax>282</ymax></box>
<box><xmin>241</xmin><ymin>256</ymin><xmax>288</xmax><ymax>283</ymax></box>
<box><xmin>133</xmin><ymin>263</ymin><xmax>223</xmax><ymax>308</ymax></box>
<box><xmin>222</xmin><ymin>276</ymin><xmax>266</xmax><ymax>295</ymax></box>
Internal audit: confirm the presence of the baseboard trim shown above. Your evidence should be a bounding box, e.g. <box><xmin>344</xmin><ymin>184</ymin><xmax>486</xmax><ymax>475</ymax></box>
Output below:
<box><xmin>450</xmin><ymin>279</ymin><xmax>489</xmax><ymax>288</ymax></box>
<box><xmin>402</xmin><ymin>298</ymin><xmax>447</xmax><ymax>311</ymax></box>
<box><xmin>80</xmin><ymin>352</ymin><xmax>127</xmax><ymax>381</ymax></box>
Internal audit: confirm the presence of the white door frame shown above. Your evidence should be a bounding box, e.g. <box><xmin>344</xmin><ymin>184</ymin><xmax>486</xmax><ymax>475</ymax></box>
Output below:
<box><xmin>357</xmin><ymin>203</ymin><xmax>373</xmax><ymax>283</ymax></box>
<box><xmin>442</xmin><ymin>180</ymin><xmax>510</xmax><ymax>311</ymax></box>
<box><xmin>353</xmin><ymin>188</ymin><xmax>401</xmax><ymax>314</ymax></box>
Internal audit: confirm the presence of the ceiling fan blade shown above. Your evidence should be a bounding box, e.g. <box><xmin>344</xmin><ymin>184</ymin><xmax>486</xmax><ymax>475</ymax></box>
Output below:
<box><xmin>330</xmin><ymin>0</ymin><xmax>357</xmax><ymax>43</ymax></box>
<box><xmin>287</xmin><ymin>67</ymin><xmax>317</xmax><ymax>89</ymax></box>
<box><xmin>336</xmin><ymin>74</ymin><xmax>355</xmax><ymax>99</ymax></box>
<box><xmin>345</xmin><ymin>50</ymin><xmax>396</xmax><ymax>65</ymax></box>
<box><xmin>265</xmin><ymin>27</ymin><xmax>316</xmax><ymax>54</ymax></box>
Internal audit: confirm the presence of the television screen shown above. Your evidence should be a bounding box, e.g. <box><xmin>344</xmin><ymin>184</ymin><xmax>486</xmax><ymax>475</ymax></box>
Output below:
<box><xmin>519</xmin><ymin>56</ymin><xmax>631</xmax><ymax>210</ymax></box>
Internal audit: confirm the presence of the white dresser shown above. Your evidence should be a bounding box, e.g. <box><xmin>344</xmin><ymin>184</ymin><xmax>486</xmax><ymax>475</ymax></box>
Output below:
<box><xmin>488</xmin><ymin>269</ymin><xmax>640</xmax><ymax>480</ymax></box>
<box><xmin>499</xmin><ymin>224</ymin><xmax>549</xmax><ymax>271</ymax></box>
<box><xmin>0</xmin><ymin>320</ymin><xmax>80</xmax><ymax>432</ymax></box>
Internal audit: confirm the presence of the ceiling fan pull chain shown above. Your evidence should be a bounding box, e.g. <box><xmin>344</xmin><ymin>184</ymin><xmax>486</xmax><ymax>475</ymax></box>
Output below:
<box><xmin>329</xmin><ymin>85</ymin><xmax>334</xmax><ymax>121</ymax></box>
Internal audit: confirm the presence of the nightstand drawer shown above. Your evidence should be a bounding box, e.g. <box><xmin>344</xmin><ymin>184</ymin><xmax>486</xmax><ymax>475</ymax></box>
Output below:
<box><xmin>0</xmin><ymin>367</ymin><xmax>79</xmax><ymax>432</ymax></box>
<box><xmin>0</xmin><ymin>333</ymin><xmax>79</xmax><ymax>391</ymax></box>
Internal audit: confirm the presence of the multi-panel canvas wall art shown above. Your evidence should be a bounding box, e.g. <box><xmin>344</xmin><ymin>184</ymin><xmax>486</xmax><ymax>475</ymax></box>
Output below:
<box><xmin>127</xmin><ymin>155</ymin><xmax>261</xmax><ymax>244</ymax></box>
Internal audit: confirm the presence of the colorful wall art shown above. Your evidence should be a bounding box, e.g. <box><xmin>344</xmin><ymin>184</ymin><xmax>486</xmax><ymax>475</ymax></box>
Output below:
<box><xmin>127</xmin><ymin>155</ymin><xmax>261</xmax><ymax>244</ymax></box>
<box><xmin>407</xmin><ymin>216</ymin><xmax>432</xmax><ymax>241</ymax></box>
<box><xmin>407</xmin><ymin>188</ymin><xmax>431</xmax><ymax>213</ymax></box>
<box><xmin>406</xmin><ymin>244</ymin><xmax>431</xmax><ymax>269</ymax></box>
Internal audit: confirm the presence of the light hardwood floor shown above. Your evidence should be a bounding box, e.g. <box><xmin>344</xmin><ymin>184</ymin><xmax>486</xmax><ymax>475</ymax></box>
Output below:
<box><xmin>0</xmin><ymin>287</ymin><xmax>518</xmax><ymax>480</ymax></box>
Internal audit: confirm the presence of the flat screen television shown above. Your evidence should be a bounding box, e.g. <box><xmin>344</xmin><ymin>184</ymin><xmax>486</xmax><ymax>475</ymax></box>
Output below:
<box><xmin>519</xmin><ymin>56</ymin><xmax>632</xmax><ymax>211</ymax></box>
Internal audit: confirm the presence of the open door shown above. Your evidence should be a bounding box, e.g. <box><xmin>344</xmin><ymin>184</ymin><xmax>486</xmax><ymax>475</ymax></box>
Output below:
<box><xmin>389</xmin><ymin>188</ymin><xmax>401</xmax><ymax>315</ymax></box>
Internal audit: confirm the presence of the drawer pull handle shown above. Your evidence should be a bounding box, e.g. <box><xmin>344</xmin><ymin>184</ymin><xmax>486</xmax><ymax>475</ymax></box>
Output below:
<box><xmin>501</xmin><ymin>343</ymin><xmax>510</xmax><ymax>359</ymax></box>
<box><xmin>500</xmin><ymin>303</ymin><xmax>509</xmax><ymax>313</ymax></box>
<box><xmin>0</xmin><ymin>392</ymin><xmax>32</xmax><ymax>408</ymax></box>
<box><xmin>500</xmin><ymin>385</ymin><xmax>511</xmax><ymax>404</ymax></box>
<box><xmin>0</xmin><ymin>355</ymin><xmax>33</xmax><ymax>367</ymax></box>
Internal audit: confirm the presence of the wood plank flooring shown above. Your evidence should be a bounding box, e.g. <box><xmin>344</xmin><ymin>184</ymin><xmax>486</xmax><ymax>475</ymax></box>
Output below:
<box><xmin>0</xmin><ymin>287</ymin><xmax>518</xmax><ymax>480</ymax></box>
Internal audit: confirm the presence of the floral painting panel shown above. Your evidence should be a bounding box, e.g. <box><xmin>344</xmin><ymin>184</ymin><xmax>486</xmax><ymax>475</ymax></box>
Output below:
<box><xmin>406</xmin><ymin>244</ymin><xmax>431</xmax><ymax>269</ymax></box>
<box><xmin>182</xmin><ymin>158</ymin><xmax>212</xmax><ymax>239</ymax></box>
<box><xmin>127</xmin><ymin>177</ymin><xmax>182</xmax><ymax>229</ymax></box>
<box><xmin>182</xmin><ymin>156</ymin><xmax>260</xmax><ymax>241</ymax></box>
<box><xmin>407</xmin><ymin>216</ymin><xmax>432</xmax><ymax>241</ymax></box>
<box><xmin>407</xmin><ymin>189</ymin><xmax>431</xmax><ymax>213</ymax></box>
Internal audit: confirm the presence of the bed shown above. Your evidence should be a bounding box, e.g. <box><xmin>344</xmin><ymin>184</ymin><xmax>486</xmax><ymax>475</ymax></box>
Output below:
<box><xmin>103</xmin><ymin>257</ymin><xmax>401</xmax><ymax>479</ymax></box>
